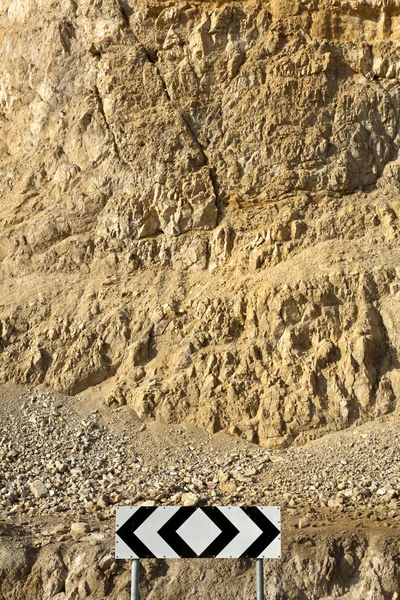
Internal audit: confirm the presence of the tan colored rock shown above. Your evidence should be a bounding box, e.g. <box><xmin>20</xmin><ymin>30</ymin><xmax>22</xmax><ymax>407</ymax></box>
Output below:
<box><xmin>98</xmin><ymin>554</ymin><xmax>115</xmax><ymax>572</ymax></box>
<box><xmin>70</xmin><ymin>522</ymin><xmax>90</xmax><ymax>540</ymax></box>
<box><xmin>181</xmin><ymin>492</ymin><xmax>199</xmax><ymax>507</ymax></box>
<box><xmin>96</xmin><ymin>494</ymin><xmax>110</xmax><ymax>509</ymax></box>
<box><xmin>298</xmin><ymin>517</ymin><xmax>311</xmax><ymax>529</ymax></box>
<box><xmin>0</xmin><ymin>0</ymin><xmax>400</xmax><ymax>451</ymax></box>
<box><xmin>29</xmin><ymin>481</ymin><xmax>48</xmax><ymax>499</ymax></box>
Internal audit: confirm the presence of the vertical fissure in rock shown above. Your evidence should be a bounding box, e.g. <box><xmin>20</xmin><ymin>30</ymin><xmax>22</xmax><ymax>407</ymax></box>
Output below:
<box><xmin>209</xmin><ymin>166</ymin><xmax>223</xmax><ymax>224</ymax></box>
<box><xmin>152</xmin><ymin>66</ymin><xmax>224</xmax><ymax>221</ymax></box>
<box><xmin>115</xmin><ymin>0</ymin><xmax>131</xmax><ymax>28</ymax></box>
<box><xmin>93</xmin><ymin>85</ymin><xmax>123</xmax><ymax>163</ymax></box>
<box><xmin>147</xmin><ymin>52</ymin><xmax>224</xmax><ymax>222</ymax></box>
<box><xmin>114</xmin><ymin>0</ymin><xmax>223</xmax><ymax>224</ymax></box>
<box><xmin>173</xmin><ymin>108</ymin><xmax>223</xmax><ymax>224</ymax></box>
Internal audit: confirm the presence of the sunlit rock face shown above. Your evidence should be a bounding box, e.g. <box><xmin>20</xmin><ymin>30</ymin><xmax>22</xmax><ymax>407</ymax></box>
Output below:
<box><xmin>1</xmin><ymin>0</ymin><xmax>400</xmax><ymax>447</ymax></box>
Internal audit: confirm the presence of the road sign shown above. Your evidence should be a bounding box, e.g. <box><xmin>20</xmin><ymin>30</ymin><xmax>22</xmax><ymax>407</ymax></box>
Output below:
<box><xmin>115</xmin><ymin>506</ymin><xmax>281</xmax><ymax>559</ymax></box>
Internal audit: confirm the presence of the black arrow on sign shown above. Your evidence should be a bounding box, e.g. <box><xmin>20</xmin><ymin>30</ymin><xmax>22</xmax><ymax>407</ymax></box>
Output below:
<box><xmin>198</xmin><ymin>507</ymin><xmax>240</xmax><ymax>558</ymax></box>
<box><xmin>116</xmin><ymin>507</ymin><xmax>157</xmax><ymax>558</ymax></box>
<box><xmin>158</xmin><ymin>507</ymin><xmax>240</xmax><ymax>558</ymax></box>
<box><xmin>158</xmin><ymin>507</ymin><xmax>198</xmax><ymax>558</ymax></box>
<box><xmin>240</xmin><ymin>507</ymin><xmax>280</xmax><ymax>557</ymax></box>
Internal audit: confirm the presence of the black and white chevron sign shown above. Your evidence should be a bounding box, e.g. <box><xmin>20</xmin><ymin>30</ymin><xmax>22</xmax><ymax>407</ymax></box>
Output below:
<box><xmin>115</xmin><ymin>506</ymin><xmax>280</xmax><ymax>559</ymax></box>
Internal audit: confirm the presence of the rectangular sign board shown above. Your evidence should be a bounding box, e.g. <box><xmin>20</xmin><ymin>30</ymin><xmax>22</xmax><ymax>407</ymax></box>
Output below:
<box><xmin>115</xmin><ymin>506</ymin><xmax>281</xmax><ymax>559</ymax></box>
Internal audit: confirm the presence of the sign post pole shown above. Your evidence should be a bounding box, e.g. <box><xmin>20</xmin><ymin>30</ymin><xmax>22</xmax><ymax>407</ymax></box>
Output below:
<box><xmin>256</xmin><ymin>558</ymin><xmax>264</xmax><ymax>600</ymax></box>
<box><xmin>131</xmin><ymin>559</ymin><xmax>139</xmax><ymax>600</ymax></box>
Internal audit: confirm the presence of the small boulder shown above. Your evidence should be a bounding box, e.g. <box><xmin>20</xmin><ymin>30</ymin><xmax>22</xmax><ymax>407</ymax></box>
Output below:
<box><xmin>99</xmin><ymin>554</ymin><xmax>114</xmax><ymax>572</ymax></box>
<box><xmin>182</xmin><ymin>492</ymin><xmax>199</xmax><ymax>507</ymax></box>
<box><xmin>30</xmin><ymin>480</ymin><xmax>48</xmax><ymax>499</ymax></box>
<box><xmin>96</xmin><ymin>494</ymin><xmax>110</xmax><ymax>509</ymax></box>
<box><xmin>70</xmin><ymin>522</ymin><xmax>90</xmax><ymax>540</ymax></box>
<box><xmin>298</xmin><ymin>517</ymin><xmax>311</xmax><ymax>529</ymax></box>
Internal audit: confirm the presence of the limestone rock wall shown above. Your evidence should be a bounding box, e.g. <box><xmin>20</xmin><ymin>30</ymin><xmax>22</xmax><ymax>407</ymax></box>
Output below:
<box><xmin>1</xmin><ymin>1</ymin><xmax>400</xmax><ymax>446</ymax></box>
<box><xmin>1</xmin><ymin>527</ymin><xmax>399</xmax><ymax>600</ymax></box>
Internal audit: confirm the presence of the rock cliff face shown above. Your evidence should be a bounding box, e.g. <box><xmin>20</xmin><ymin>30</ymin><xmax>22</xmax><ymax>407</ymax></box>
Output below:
<box><xmin>1</xmin><ymin>0</ymin><xmax>400</xmax><ymax>447</ymax></box>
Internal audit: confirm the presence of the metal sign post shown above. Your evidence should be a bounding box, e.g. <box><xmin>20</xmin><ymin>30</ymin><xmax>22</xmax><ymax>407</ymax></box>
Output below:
<box><xmin>256</xmin><ymin>558</ymin><xmax>264</xmax><ymax>600</ymax></box>
<box><xmin>131</xmin><ymin>559</ymin><xmax>139</xmax><ymax>600</ymax></box>
<box><xmin>116</xmin><ymin>506</ymin><xmax>280</xmax><ymax>599</ymax></box>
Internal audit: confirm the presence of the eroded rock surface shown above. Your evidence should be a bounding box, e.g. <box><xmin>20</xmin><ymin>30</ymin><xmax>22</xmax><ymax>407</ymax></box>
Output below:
<box><xmin>2</xmin><ymin>2</ymin><xmax>400</xmax><ymax>450</ymax></box>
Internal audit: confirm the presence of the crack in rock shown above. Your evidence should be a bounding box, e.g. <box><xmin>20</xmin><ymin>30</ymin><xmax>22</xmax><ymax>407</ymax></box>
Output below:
<box><xmin>93</xmin><ymin>84</ymin><xmax>124</xmax><ymax>164</ymax></box>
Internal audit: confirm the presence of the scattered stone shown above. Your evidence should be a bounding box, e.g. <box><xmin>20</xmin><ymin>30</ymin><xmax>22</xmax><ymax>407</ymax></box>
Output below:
<box><xmin>96</xmin><ymin>494</ymin><xmax>110</xmax><ymax>509</ymax></box>
<box><xmin>0</xmin><ymin>387</ymin><xmax>398</xmax><ymax>531</ymax></box>
<box><xmin>98</xmin><ymin>554</ymin><xmax>115</xmax><ymax>572</ymax></box>
<box><xmin>51</xmin><ymin>524</ymin><xmax>69</xmax><ymax>535</ymax></box>
<box><xmin>182</xmin><ymin>493</ymin><xmax>199</xmax><ymax>507</ymax></box>
<box><xmin>298</xmin><ymin>517</ymin><xmax>311</xmax><ymax>529</ymax></box>
<box><xmin>71</xmin><ymin>522</ymin><xmax>90</xmax><ymax>540</ymax></box>
<box><xmin>29</xmin><ymin>480</ymin><xmax>48</xmax><ymax>499</ymax></box>
<box><xmin>327</xmin><ymin>499</ymin><xmax>341</xmax><ymax>509</ymax></box>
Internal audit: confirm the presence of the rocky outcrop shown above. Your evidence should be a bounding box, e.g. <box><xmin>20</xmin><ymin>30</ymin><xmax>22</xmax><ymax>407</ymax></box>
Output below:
<box><xmin>1</xmin><ymin>1</ymin><xmax>400</xmax><ymax>446</ymax></box>
<box><xmin>1</xmin><ymin>524</ymin><xmax>399</xmax><ymax>600</ymax></box>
